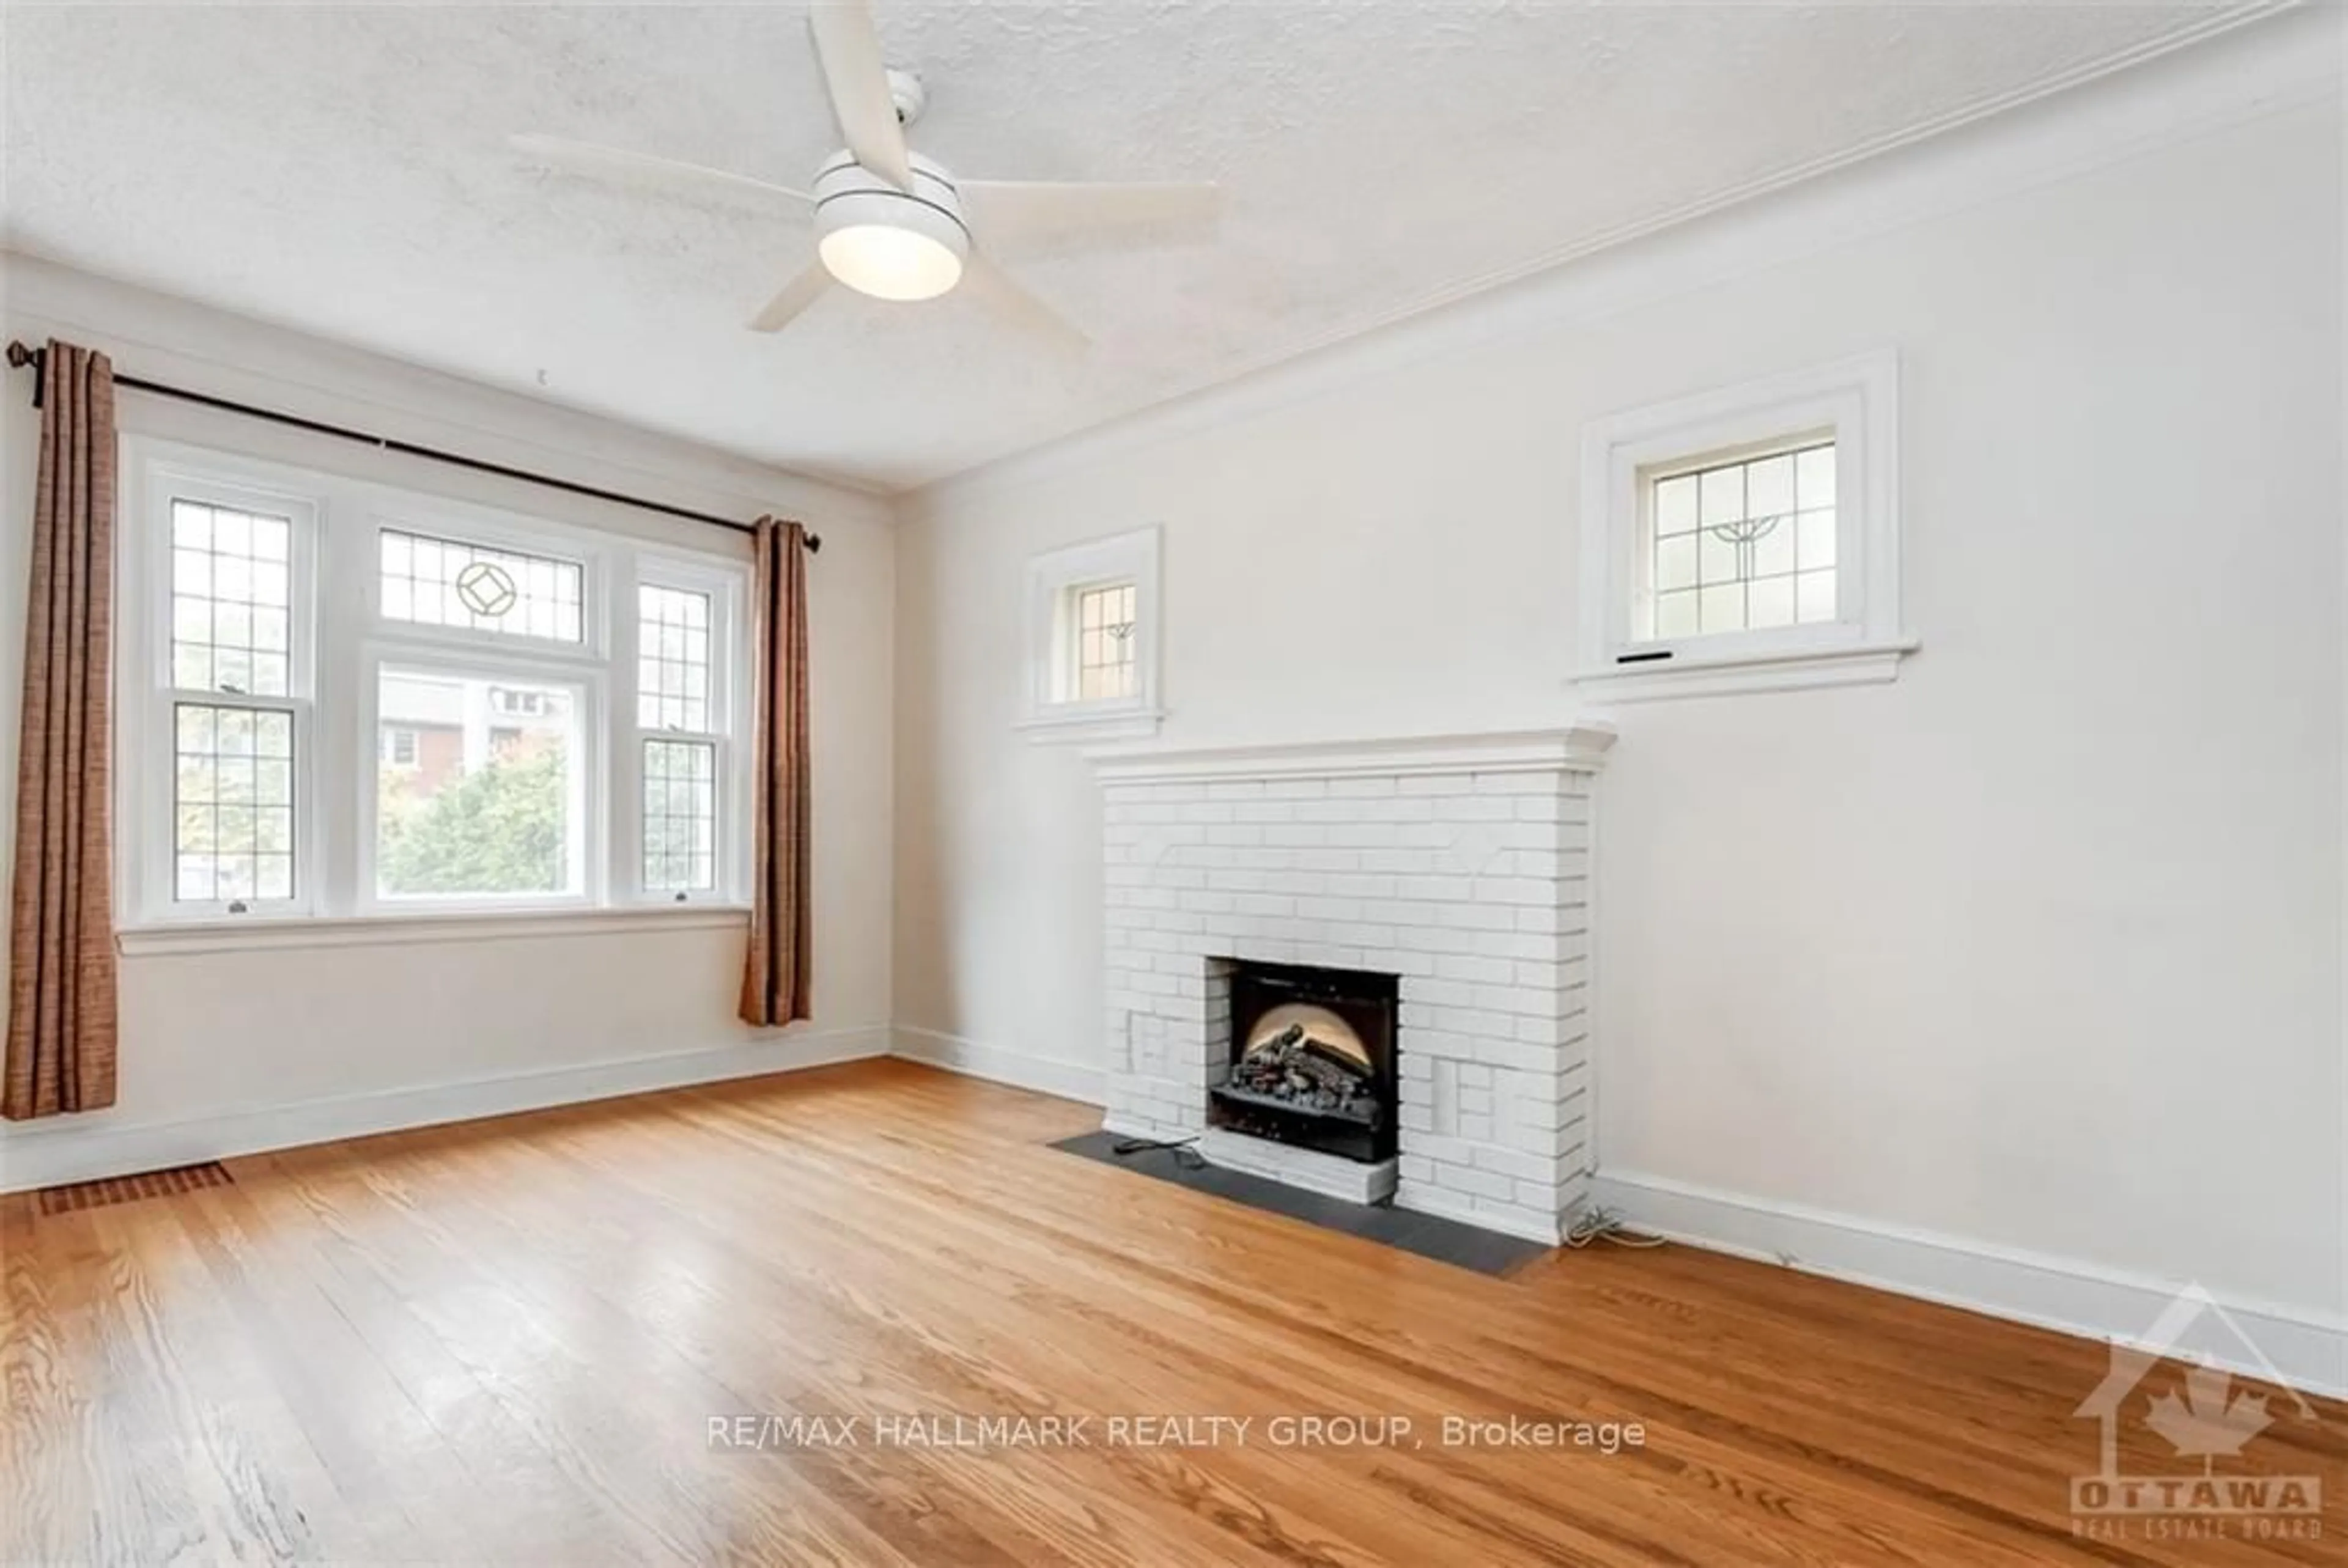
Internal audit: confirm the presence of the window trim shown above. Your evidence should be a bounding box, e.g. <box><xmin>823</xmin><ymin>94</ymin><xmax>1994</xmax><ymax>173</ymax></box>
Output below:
<box><xmin>158</xmin><ymin>696</ymin><xmax>313</xmax><ymax>920</ymax></box>
<box><xmin>118</xmin><ymin>435</ymin><xmax>754</xmax><ymax>933</ymax></box>
<box><xmin>367</xmin><ymin>507</ymin><xmax>609</xmax><ymax>667</ymax></box>
<box><xmin>122</xmin><ymin>451</ymin><xmax>323</xmax><ymax>924</ymax></box>
<box><xmin>1017</xmin><ymin>525</ymin><xmax>1164</xmax><ymax>743</ymax></box>
<box><xmin>1574</xmin><ymin>351</ymin><xmax>1914</xmax><ymax>701</ymax></box>
<box><xmin>622</xmin><ymin>553</ymin><xmax>749</xmax><ymax>905</ymax></box>
<box><xmin>356</xmin><ymin>644</ymin><xmax>604</xmax><ymax>917</ymax></box>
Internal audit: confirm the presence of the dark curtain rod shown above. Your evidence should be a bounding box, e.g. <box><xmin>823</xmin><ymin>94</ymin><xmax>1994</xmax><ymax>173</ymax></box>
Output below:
<box><xmin>3</xmin><ymin>340</ymin><xmax>818</xmax><ymax>553</ymax></box>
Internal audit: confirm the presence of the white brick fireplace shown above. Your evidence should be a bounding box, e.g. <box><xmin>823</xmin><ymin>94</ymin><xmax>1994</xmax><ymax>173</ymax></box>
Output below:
<box><xmin>1093</xmin><ymin>727</ymin><xmax>1614</xmax><ymax>1243</ymax></box>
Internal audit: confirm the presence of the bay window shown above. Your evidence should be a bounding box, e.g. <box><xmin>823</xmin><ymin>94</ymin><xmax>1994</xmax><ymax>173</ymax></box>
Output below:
<box><xmin>120</xmin><ymin>438</ymin><xmax>752</xmax><ymax>930</ymax></box>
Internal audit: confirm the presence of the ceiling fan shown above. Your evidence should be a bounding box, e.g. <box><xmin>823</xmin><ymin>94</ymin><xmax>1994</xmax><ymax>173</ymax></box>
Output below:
<box><xmin>511</xmin><ymin>0</ymin><xmax>1220</xmax><ymax>352</ymax></box>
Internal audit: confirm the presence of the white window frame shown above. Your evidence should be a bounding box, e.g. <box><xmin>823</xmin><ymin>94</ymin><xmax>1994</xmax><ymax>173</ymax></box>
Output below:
<box><xmin>355</xmin><ymin>643</ymin><xmax>605</xmax><ymax>916</ymax></box>
<box><xmin>367</xmin><ymin>505</ymin><xmax>604</xmax><ymax>658</ymax></box>
<box><xmin>117</xmin><ymin>435</ymin><xmax>754</xmax><ymax>935</ymax></box>
<box><xmin>122</xmin><ymin>454</ymin><xmax>322</xmax><ymax>922</ymax></box>
<box><xmin>622</xmin><ymin>554</ymin><xmax>750</xmax><ymax>905</ymax></box>
<box><xmin>1017</xmin><ymin>524</ymin><xmax>1164</xmax><ymax>743</ymax></box>
<box><xmin>1574</xmin><ymin>351</ymin><xmax>1915</xmax><ymax>701</ymax></box>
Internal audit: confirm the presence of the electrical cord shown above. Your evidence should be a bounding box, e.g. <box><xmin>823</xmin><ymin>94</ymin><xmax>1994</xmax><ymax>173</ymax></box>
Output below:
<box><xmin>1562</xmin><ymin>1205</ymin><xmax>1666</xmax><ymax>1250</ymax></box>
<box><xmin>1110</xmin><ymin>1134</ymin><xmax>1206</xmax><ymax>1170</ymax></box>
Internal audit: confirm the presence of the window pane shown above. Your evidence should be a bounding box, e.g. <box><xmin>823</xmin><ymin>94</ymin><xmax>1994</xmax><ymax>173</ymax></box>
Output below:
<box><xmin>641</xmin><ymin>739</ymin><xmax>717</xmax><ymax>894</ymax></box>
<box><xmin>1748</xmin><ymin>575</ymin><xmax>1796</xmax><ymax>630</ymax></box>
<box><xmin>1796</xmin><ymin>568</ymin><xmax>1838</xmax><ymax>624</ymax></box>
<box><xmin>169</xmin><ymin>500</ymin><xmax>294</xmax><ymax>696</ymax></box>
<box><xmin>637</xmin><ymin>586</ymin><xmax>712</xmax><ymax>732</ymax></box>
<box><xmin>1796</xmin><ymin>445</ymin><xmax>1837</xmax><ymax>510</ymax></box>
<box><xmin>376</xmin><ymin>669</ymin><xmax>579</xmax><ymax>899</ymax></box>
<box><xmin>1644</xmin><ymin>440</ymin><xmax>1834</xmax><ymax>644</ymax></box>
<box><xmin>1071</xmin><ymin>581</ymin><xmax>1137</xmax><ymax>702</ymax></box>
<box><xmin>1653</xmin><ymin>474</ymin><xmax>1697</xmax><ymax>534</ymax></box>
<box><xmin>1697</xmin><ymin>528</ymin><xmax>1740</xmax><ymax>586</ymax></box>
<box><xmin>1654</xmin><ymin>534</ymin><xmax>1697</xmax><ymax>592</ymax></box>
<box><xmin>1745</xmin><ymin>453</ymin><xmax>1795</xmax><ymax>517</ymax></box>
<box><xmin>174</xmin><ymin>701</ymin><xmax>295</xmax><ymax>904</ymax></box>
<box><xmin>378</xmin><ymin>528</ymin><xmax>583</xmax><ymax>642</ymax></box>
<box><xmin>1698</xmin><ymin>466</ymin><xmax>1743</xmax><ymax>527</ymax></box>
<box><xmin>1797</xmin><ymin>509</ymin><xmax>1836</xmax><ymax>571</ymax></box>
<box><xmin>1655</xmin><ymin>589</ymin><xmax>1699</xmax><ymax>639</ymax></box>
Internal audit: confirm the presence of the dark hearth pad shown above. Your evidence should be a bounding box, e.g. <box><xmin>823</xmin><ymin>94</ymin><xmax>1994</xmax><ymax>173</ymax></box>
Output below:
<box><xmin>1047</xmin><ymin>1131</ymin><xmax>1550</xmax><ymax>1277</ymax></box>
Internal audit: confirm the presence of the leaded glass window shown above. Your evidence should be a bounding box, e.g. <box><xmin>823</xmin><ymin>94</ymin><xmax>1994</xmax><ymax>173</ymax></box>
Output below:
<box><xmin>1646</xmin><ymin>441</ymin><xmax>1837</xmax><ymax>639</ymax></box>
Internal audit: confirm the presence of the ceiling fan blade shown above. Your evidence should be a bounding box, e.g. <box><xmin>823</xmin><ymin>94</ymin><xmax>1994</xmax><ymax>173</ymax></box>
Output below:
<box><xmin>957</xmin><ymin>253</ymin><xmax>1089</xmax><ymax>356</ymax></box>
<box><xmin>748</xmin><ymin>263</ymin><xmax>834</xmax><ymax>333</ymax></box>
<box><xmin>807</xmin><ymin>0</ymin><xmax>914</xmax><ymax>191</ymax></box>
<box><xmin>960</xmin><ymin>180</ymin><xmax>1221</xmax><ymax>256</ymax></box>
<box><xmin>511</xmin><ymin>134</ymin><xmax>812</xmax><ymax>213</ymax></box>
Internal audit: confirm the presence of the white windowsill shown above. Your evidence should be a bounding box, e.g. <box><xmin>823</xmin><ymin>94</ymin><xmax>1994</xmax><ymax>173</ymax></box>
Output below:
<box><xmin>1571</xmin><ymin>637</ymin><xmax>1919</xmax><ymax>702</ymax></box>
<box><xmin>117</xmin><ymin>903</ymin><xmax>752</xmax><ymax>957</ymax></box>
<box><xmin>1017</xmin><ymin>705</ymin><xmax>1167</xmax><ymax>745</ymax></box>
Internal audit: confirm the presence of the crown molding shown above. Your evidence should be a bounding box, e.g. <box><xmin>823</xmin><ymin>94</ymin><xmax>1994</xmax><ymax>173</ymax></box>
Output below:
<box><xmin>1090</xmin><ymin>726</ymin><xmax>1617</xmax><ymax>785</ymax></box>
<box><xmin>907</xmin><ymin>3</ymin><xmax>2334</xmax><ymax>512</ymax></box>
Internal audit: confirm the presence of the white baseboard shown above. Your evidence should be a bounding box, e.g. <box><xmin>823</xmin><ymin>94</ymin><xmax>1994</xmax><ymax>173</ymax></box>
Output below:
<box><xmin>1592</xmin><ymin>1168</ymin><xmax>2348</xmax><ymax>1401</ymax></box>
<box><xmin>889</xmin><ymin>1026</ymin><xmax>1106</xmax><ymax>1105</ymax></box>
<box><xmin>0</xmin><ymin>1025</ymin><xmax>889</xmax><ymax>1194</ymax></box>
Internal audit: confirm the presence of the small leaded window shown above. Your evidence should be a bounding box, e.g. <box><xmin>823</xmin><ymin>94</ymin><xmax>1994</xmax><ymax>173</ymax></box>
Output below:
<box><xmin>1071</xmin><ymin>581</ymin><xmax>1138</xmax><ymax>702</ymax></box>
<box><xmin>1021</xmin><ymin>525</ymin><xmax>1159</xmax><ymax>742</ymax></box>
<box><xmin>1644</xmin><ymin>441</ymin><xmax>1837</xmax><ymax>641</ymax></box>
<box><xmin>1579</xmin><ymin>352</ymin><xmax>1907</xmax><ymax>696</ymax></box>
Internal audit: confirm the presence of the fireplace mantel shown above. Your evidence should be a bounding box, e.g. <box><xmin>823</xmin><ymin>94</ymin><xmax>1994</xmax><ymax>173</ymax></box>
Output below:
<box><xmin>1089</xmin><ymin>724</ymin><xmax>1616</xmax><ymax>786</ymax></box>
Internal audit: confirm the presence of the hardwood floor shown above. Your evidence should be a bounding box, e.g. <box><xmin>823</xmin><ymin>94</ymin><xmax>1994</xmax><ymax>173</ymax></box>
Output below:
<box><xmin>4</xmin><ymin>1058</ymin><xmax>2338</xmax><ymax>1565</ymax></box>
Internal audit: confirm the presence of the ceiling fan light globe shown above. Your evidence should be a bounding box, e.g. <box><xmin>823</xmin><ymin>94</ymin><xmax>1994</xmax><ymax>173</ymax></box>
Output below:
<box><xmin>811</xmin><ymin>152</ymin><xmax>972</xmax><ymax>303</ymax></box>
<box><xmin>819</xmin><ymin>224</ymin><xmax>964</xmax><ymax>301</ymax></box>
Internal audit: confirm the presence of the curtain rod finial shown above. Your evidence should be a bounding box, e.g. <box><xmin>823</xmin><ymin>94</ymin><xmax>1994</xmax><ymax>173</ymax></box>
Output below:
<box><xmin>6</xmin><ymin>340</ymin><xmax>42</xmax><ymax>371</ymax></box>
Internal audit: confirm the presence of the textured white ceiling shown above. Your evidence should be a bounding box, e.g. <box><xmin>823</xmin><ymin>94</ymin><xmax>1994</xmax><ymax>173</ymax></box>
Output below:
<box><xmin>4</xmin><ymin>2</ymin><xmax>2257</xmax><ymax>491</ymax></box>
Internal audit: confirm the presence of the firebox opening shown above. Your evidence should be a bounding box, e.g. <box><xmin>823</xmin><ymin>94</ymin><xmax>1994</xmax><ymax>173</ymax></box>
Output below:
<box><xmin>1209</xmin><ymin>959</ymin><xmax>1399</xmax><ymax>1168</ymax></box>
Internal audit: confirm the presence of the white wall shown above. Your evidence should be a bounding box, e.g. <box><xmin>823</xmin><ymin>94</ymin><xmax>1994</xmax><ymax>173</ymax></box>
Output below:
<box><xmin>0</xmin><ymin>256</ymin><xmax>896</xmax><ymax>1188</ymax></box>
<box><xmin>894</xmin><ymin>21</ymin><xmax>2346</xmax><ymax>1372</ymax></box>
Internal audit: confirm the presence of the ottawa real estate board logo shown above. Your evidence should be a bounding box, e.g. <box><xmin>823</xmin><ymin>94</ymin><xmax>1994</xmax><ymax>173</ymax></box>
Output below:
<box><xmin>2070</xmin><ymin>1283</ymin><xmax>2324</xmax><ymax>1544</ymax></box>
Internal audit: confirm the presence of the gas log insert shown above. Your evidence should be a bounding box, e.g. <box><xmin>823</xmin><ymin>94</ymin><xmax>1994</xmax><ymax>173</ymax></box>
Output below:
<box><xmin>1208</xmin><ymin>959</ymin><xmax>1399</xmax><ymax>1165</ymax></box>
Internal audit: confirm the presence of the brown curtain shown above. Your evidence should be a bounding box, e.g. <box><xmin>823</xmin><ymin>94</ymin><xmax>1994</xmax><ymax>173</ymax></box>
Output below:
<box><xmin>738</xmin><ymin>516</ymin><xmax>812</xmax><ymax>1026</ymax></box>
<box><xmin>5</xmin><ymin>340</ymin><xmax>119</xmax><ymax>1119</ymax></box>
